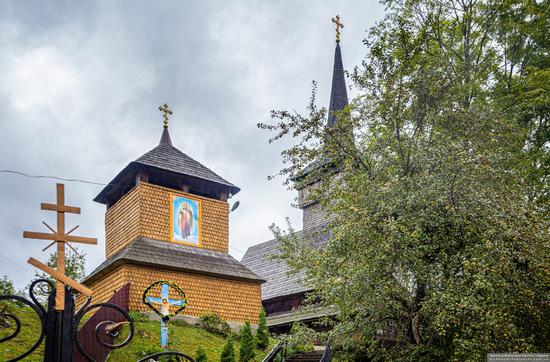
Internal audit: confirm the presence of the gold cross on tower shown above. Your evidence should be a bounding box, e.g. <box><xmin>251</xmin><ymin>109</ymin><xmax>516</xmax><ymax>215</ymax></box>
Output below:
<box><xmin>332</xmin><ymin>15</ymin><xmax>344</xmax><ymax>43</ymax></box>
<box><xmin>24</xmin><ymin>184</ymin><xmax>97</xmax><ymax>310</ymax></box>
<box><xmin>159</xmin><ymin>103</ymin><xmax>173</xmax><ymax>128</ymax></box>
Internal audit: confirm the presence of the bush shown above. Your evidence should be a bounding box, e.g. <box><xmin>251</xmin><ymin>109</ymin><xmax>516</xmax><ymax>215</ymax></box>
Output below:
<box><xmin>239</xmin><ymin>321</ymin><xmax>255</xmax><ymax>362</ymax></box>
<box><xmin>256</xmin><ymin>308</ymin><xmax>269</xmax><ymax>349</ymax></box>
<box><xmin>285</xmin><ymin>322</ymin><xmax>316</xmax><ymax>357</ymax></box>
<box><xmin>195</xmin><ymin>346</ymin><xmax>207</xmax><ymax>362</ymax></box>
<box><xmin>220</xmin><ymin>336</ymin><xmax>236</xmax><ymax>362</ymax></box>
<box><xmin>200</xmin><ymin>313</ymin><xmax>231</xmax><ymax>337</ymax></box>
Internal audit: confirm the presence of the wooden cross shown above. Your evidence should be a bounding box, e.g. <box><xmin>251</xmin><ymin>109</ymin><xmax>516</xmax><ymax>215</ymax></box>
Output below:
<box><xmin>158</xmin><ymin>103</ymin><xmax>173</xmax><ymax>128</ymax></box>
<box><xmin>332</xmin><ymin>15</ymin><xmax>344</xmax><ymax>43</ymax></box>
<box><xmin>24</xmin><ymin>183</ymin><xmax>97</xmax><ymax>310</ymax></box>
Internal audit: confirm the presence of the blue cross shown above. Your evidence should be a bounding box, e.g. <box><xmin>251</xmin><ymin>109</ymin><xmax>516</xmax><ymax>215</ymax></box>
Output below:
<box><xmin>145</xmin><ymin>283</ymin><xmax>187</xmax><ymax>348</ymax></box>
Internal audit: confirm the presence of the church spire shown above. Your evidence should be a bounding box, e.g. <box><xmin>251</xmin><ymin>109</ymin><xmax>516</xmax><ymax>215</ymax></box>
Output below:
<box><xmin>327</xmin><ymin>15</ymin><xmax>348</xmax><ymax>127</ymax></box>
<box><xmin>158</xmin><ymin>103</ymin><xmax>173</xmax><ymax>146</ymax></box>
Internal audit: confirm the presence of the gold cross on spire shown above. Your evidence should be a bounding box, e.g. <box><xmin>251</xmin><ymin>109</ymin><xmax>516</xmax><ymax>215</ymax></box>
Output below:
<box><xmin>159</xmin><ymin>103</ymin><xmax>173</xmax><ymax>128</ymax></box>
<box><xmin>332</xmin><ymin>15</ymin><xmax>344</xmax><ymax>43</ymax></box>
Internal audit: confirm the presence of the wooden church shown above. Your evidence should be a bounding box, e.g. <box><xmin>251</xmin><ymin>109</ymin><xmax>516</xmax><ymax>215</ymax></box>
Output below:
<box><xmin>241</xmin><ymin>17</ymin><xmax>348</xmax><ymax>331</ymax></box>
<box><xmin>82</xmin><ymin>107</ymin><xmax>264</xmax><ymax>324</ymax></box>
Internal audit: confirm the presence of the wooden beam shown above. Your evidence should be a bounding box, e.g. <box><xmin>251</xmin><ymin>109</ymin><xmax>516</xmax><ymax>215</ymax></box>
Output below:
<box><xmin>27</xmin><ymin>257</ymin><xmax>93</xmax><ymax>297</ymax></box>
<box><xmin>23</xmin><ymin>231</ymin><xmax>97</xmax><ymax>245</ymax></box>
<box><xmin>41</xmin><ymin>203</ymin><xmax>80</xmax><ymax>214</ymax></box>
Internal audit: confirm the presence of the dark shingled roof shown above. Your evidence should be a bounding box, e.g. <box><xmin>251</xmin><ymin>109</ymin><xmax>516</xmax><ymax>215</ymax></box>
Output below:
<box><xmin>240</xmin><ymin>228</ymin><xmax>329</xmax><ymax>301</ymax></box>
<box><xmin>94</xmin><ymin>129</ymin><xmax>240</xmax><ymax>204</ymax></box>
<box><xmin>84</xmin><ymin>237</ymin><xmax>265</xmax><ymax>285</ymax></box>
<box><xmin>135</xmin><ymin>144</ymin><xmax>237</xmax><ymax>189</ymax></box>
<box><xmin>327</xmin><ymin>43</ymin><xmax>348</xmax><ymax>127</ymax></box>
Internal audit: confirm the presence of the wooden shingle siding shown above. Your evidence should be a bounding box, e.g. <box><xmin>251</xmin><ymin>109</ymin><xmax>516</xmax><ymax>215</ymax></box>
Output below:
<box><xmin>85</xmin><ymin>265</ymin><xmax>261</xmax><ymax>323</ymax></box>
<box><xmin>76</xmin><ymin>265</ymin><xmax>128</xmax><ymax>308</ymax></box>
<box><xmin>105</xmin><ymin>188</ymin><xmax>141</xmax><ymax>257</ymax></box>
<box><xmin>105</xmin><ymin>182</ymin><xmax>229</xmax><ymax>256</ymax></box>
<box><xmin>125</xmin><ymin>265</ymin><xmax>262</xmax><ymax>323</ymax></box>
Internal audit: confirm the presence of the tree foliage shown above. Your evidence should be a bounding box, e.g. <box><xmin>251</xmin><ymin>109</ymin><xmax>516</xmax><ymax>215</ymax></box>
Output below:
<box><xmin>195</xmin><ymin>346</ymin><xmax>208</xmax><ymax>362</ymax></box>
<box><xmin>260</xmin><ymin>0</ymin><xmax>549</xmax><ymax>360</ymax></box>
<box><xmin>239</xmin><ymin>321</ymin><xmax>256</xmax><ymax>362</ymax></box>
<box><xmin>256</xmin><ymin>308</ymin><xmax>270</xmax><ymax>349</ymax></box>
<box><xmin>0</xmin><ymin>275</ymin><xmax>16</xmax><ymax>295</ymax></box>
<box><xmin>220</xmin><ymin>336</ymin><xmax>236</xmax><ymax>362</ymax></box>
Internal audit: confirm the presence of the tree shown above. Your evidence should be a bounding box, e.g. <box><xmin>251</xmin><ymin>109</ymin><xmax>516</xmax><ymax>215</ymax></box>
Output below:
<box><xmin>29</xmin><ymin>248</ymin><xmax>86</xmax><ymax>303</ymax></box>
<box><xmin>220</xmin><ymin>336</ymin><xmax>236</xmax><ymax>362</ymax></box>
<box><xmin>256</xmin><ymin>308</ymin><xmax>269</xmax><ymax>349</ymax></box>
<box><xmin>0</xmin><ymin>275</ymin><xmax>16</xmax><ymax>295</ymax></box>
<box><xmin>260</xmin><ymin>0</ymin><xmax>549</xmax><ymax>360</ymax></box>
<box><xmin>239</xmin><ymin>321</ymin><xmax>255</xmax><ymax>362</ymax></box>
<box><xmin>195</xmin><ymin>346</ymin><xmax>207</xmax><ymax>362</ymax></box>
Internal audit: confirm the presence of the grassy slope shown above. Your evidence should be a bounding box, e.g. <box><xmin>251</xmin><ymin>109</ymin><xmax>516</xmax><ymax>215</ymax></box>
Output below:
<box><xmin>109</xmin><ymin>318</ymin><xmax>278</xmax><ymax>361</ymax></box>
<box><xmin>0</xmin><ymin>305</ymin><xmax>276</xmax><ymax>361</ymax></box>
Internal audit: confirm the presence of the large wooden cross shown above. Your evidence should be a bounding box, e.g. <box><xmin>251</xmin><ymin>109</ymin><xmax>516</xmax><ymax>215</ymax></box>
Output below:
<box><xmin>24</xmin><ymin>183</ymin><xmax>97</xmax><ymax>310</ymax></box>
<box><xmin>332</xmin><ymin>15</ymin><xmax>344</xmax><ymax>43</ymax></box>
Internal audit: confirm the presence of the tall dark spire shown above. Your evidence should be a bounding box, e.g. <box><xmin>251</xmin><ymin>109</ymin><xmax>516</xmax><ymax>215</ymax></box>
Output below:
<box><xmin>327</xmin><ymin>41</ymin><xmax>349</xmax><ymax>127</ymax></box>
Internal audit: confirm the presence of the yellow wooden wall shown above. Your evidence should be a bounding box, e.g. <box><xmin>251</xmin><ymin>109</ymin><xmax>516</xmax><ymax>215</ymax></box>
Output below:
<box><xmin>104</xmin><ymin>182</ymin><xmax>229</xmax><ymax>257</ymax></box>
<box><xmin>84</xmin><ymin>265</ymin><xmax>262</xmax><ymax>323</ymax></box>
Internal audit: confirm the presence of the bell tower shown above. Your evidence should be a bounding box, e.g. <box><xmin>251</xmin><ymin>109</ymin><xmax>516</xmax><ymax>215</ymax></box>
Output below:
<box><xmin>83</xmin><ymin>104</ymin><xmax>264</xmax><ymax>324</ymax></box>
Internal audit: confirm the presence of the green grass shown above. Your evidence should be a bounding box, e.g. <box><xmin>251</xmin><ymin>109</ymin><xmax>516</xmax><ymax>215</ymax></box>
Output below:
<box><xmin>0</xmin><ymin>305</ymin><xmax>277</xmax><ymax>361</ymax></box>
<box><xmin>0</xmin><ymin>303</ymin><xmax>44</xmax><ymax>362</ymax></box>
<box><xmin>109</xmin><ymin>318</ymin><xmax>278</xmax><ymax>361</ymax></box>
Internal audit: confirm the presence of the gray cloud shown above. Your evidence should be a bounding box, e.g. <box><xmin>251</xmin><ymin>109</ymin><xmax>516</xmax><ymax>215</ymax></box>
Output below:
<box><xmin>0</xmin><ymin>1</ymin><xmax>385</xmax><ymax>288</ymax></box>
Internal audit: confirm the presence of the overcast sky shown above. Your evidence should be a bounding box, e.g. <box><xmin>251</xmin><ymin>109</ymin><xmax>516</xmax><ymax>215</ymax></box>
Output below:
<box><xmin>0</xmin><ymin>1</ymin><xmax>385</xmax><ymax>289</ymax></box>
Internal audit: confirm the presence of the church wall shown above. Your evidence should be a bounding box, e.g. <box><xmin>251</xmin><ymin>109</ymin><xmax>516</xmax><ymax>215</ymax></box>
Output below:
<box><xmin>125</xmin><ymin>265</ymin><xmax>261</xmax><ymax>323</ymax></box>
<box><xmin>76</xmin><ymin>265</ymin><xmax>128</xmax><ymax>308</ymax></box>
<box><xmin>138</xmin><ymin>183</ymin><xmax>229</xmax><ymax>253</ymax></box>
<box><xmin>104</xmin><ymin>182</ymin><xmax>229</xmax><ymax>257</ymax></box>
<box><xmin>302</xmin><ymin>199</ymin><xmax>328</xmax><ymax>231</ymax></box>
<box><xmin>105</xmin><ymin>188</ymin><xmax>141</xmax><ymax>257</ymax></box>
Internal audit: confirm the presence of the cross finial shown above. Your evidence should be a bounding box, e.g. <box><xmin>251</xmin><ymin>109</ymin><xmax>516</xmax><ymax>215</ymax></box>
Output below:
<box><xmin>331</xmin><ymin>15</ymin><xmax>344</xmax><ymax>43</ymax></box>
<box><xmin>159</xmin><ymin>103</ymin><xmax>173</xmax><ymax>129</ymax></box>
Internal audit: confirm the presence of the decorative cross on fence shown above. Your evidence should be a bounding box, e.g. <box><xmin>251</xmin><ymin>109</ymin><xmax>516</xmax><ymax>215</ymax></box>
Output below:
<box><xmin>143</xmin><ymin>281</ymin><xmax>188</xmax><ymax>349</ymax></box>
<box><xmin>23</xmin><ymin>183</ymin><xmax>97</xmax><ymax>310</ymax></box>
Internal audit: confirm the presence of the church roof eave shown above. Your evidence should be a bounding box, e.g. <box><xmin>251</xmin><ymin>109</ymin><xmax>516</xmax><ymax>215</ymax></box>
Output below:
<box><xmin>83</xmin><ymin>236</ymin><xmax>265</xmax><ymax>285</ymax></box>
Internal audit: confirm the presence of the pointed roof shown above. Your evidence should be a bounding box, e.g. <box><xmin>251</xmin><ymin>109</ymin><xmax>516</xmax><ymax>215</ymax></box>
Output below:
<box><xmin>327</xmin><ymin>43</ymin><xmax>349</xmax><ymax>127</ymax></box>
<box><xmin>159</xmin><ymin>127</ymin><xmax>172</xmax><ymax>146</ymax></box>
<box><xmin>94</xmin><ymin>127</ymin><xmax>240</xmax><ymax>205</ymax></box>
<box><xmin>292</xmin><ymin>42</ymin><xmax>350</xmax><ymax>184</ymax></box>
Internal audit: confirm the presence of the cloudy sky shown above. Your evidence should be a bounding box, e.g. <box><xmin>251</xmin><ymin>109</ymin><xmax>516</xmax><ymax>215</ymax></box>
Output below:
<box><xmin>0</xmin><ymin>1</ymin><xmax>385</xmax><ymax>289</ymax></box>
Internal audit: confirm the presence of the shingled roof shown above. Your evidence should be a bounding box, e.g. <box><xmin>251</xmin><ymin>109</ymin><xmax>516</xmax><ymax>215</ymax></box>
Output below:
<box><xmin>84</xmin><ymin>237</ymin><xmax>265</xmax><ymax>285</ymax></box>
<box><xmin>94</xmin><ymin>128</ymin><xmax>240</xmax><ymax>205</ymax></box>
<box><xmin>240</xmin><ymin>228</ymin><xmax>329</xmax><ymax>301</ymax></box>
<box><xmin>135</xmin><ymin>144</ymin><xmax>237</xmax><ymax>188</ymax></box>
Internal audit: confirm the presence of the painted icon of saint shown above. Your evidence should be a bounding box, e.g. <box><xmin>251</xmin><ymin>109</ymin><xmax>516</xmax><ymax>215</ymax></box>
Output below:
<box><xmin>178</xmin><ymin>202</ymin><xmax>194</xmax><ymax>239</ymax></box>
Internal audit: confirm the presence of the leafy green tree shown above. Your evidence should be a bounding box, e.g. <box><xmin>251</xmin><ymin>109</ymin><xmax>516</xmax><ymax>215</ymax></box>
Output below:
<box><xmin>0</xmin><ymin>275</ymin><xmax>16</xmax><ymax>295</ymax></box>
<box><xmin>260</xmin><ymin>0</ymin><xmax>549</xmax><ymax>360</ymax></box>
<box><xmin>239</xmin><ymin>321</ymin><xmax>255</xmax><ymax>362</ymax></box>
<box><xmin>220</xmin><ymin>336</ymin><xmax>236</xmax><ymax>362</ymax></box>
<box><xmin>256</xmin><ymin>308</ymin><xmax>269</xmax><ymax>349</ymax></box>
<box><xmin>195</xmin><ymin>346</ymin><xmax>208</xmax><ymax>362</ymax></box>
